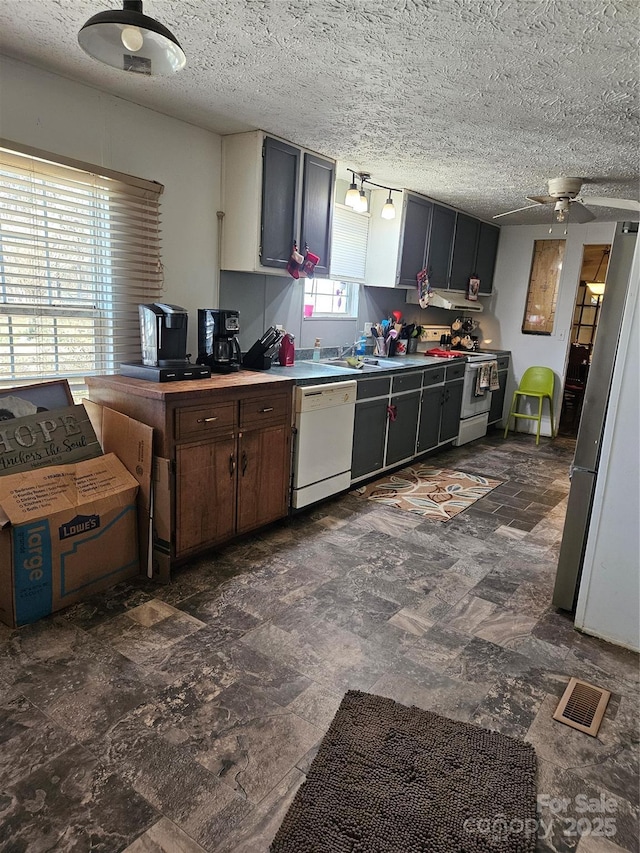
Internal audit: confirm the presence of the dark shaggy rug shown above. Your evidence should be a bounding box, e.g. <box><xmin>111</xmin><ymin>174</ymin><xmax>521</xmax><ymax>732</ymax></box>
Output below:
<box><xmin>271</xmin><ymin>690</ymin><xmax>538</xmax><ymax>853</ymax></box>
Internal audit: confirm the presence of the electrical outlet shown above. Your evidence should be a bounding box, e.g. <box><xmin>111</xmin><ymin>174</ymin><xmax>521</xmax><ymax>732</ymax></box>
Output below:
<box><xmin>364</xmin><ymin>322</ymin><xmax>373</xmax><ymax>337</ymax></box>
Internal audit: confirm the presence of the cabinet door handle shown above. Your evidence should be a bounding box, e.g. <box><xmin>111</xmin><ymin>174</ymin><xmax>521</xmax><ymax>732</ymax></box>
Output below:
<box><xmin>229</xmin><ymin>454</ymin><xmax>236</xmax><ymax>477</ymax></box>
<box><xmin>241</xmin><ymin>451</ymin><xmax>248</xmax><ymax>475</ymax></box>
<box><xmin>197</xmin><ymin>416</ymin><xmax>218</xmax><ymax>423</ymax></box>
<box><xmin>259</xmin><ymin>407</ymin><xmax>274</xmax><ymax>413</ymax></box>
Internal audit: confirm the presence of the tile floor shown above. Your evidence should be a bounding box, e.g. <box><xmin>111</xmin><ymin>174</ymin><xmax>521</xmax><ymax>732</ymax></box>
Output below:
<box><xmin>0</xmin><ymin>430</ymin><xmax>638</xmax><ymax>853</ymax></box>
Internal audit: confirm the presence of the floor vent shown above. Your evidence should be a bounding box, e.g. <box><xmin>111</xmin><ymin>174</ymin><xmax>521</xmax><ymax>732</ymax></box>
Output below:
<box><xmin>553</xmin><ymin>677</ymin><xmax>611</xmax><ymax>737</ymax></box>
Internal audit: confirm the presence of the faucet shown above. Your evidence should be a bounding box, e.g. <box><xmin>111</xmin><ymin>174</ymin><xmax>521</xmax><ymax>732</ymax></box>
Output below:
<box><xmin>338</xmin><ymin>341</ymin><xmax>357</xmax><ymax>358</ymax></box>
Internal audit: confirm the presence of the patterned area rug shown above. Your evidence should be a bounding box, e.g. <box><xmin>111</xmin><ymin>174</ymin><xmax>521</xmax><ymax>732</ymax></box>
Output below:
<box><xmin>351</xmin><ymin>464</ymin><xmax>502</xmax><ymax>520</ymax></box>
<box><xmin>271</xmin><ymin>690</ymin><xmax>538</xmax><ymax>853</ymax></box>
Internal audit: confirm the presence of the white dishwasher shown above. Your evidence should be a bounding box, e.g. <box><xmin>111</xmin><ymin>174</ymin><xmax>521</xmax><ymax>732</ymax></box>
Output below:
<box><xmin>292</xmin><ymin>381</ymin><xmax>357</xmax><ymax>509</ymax></box>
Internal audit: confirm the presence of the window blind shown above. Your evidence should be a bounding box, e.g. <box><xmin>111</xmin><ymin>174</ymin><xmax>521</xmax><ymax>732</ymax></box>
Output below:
<box><xmin>0</xmin><ymin>143</ymin><xmax>164</xmax><ymax>397</ymax></box>
<box><xmin>329</xmin><ymin>203</ymin><xmax>369</xmax><ymax>282</ymax></box>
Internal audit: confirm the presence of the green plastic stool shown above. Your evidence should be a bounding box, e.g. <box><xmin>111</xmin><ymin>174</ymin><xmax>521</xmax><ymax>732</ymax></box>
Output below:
<box><xmin>504</xmin><ymin>366</ymin><xmax>556</xmax><ymax>445</ymax></box>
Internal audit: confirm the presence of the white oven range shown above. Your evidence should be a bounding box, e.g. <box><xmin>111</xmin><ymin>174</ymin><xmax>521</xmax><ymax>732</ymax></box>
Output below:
<box><xmin>452</xmin><ymin>354</ymin><xmax>497</xmax><ymax>446</ymax></box>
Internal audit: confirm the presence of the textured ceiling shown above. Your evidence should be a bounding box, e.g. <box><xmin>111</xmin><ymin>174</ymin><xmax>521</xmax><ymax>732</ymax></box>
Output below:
<box><xmin>1</xmin><ymin>0</ymin><xmax>638</xmax><ymax>224</ymax></box>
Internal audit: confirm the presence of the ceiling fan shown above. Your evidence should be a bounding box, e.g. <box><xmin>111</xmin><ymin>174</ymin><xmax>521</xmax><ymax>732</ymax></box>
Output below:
<box><xmin>493</xmin><ymin>177</ymin><xmax>640</xmax><ymax>224</ymax></box>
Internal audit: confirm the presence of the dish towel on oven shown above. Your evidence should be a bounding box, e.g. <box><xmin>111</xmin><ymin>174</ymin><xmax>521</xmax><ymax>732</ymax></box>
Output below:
<box><xmin>475</xmin><ymin>361</ymin><xmax>500</xmax><ymax>395</ymax></box>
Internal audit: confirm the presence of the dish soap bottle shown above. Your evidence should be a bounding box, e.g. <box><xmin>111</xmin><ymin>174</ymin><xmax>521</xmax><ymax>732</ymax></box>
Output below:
<box><xmin>312</xmin><ymin>338</ymin><xmax>321</xmax><ymax>362</ymax></box>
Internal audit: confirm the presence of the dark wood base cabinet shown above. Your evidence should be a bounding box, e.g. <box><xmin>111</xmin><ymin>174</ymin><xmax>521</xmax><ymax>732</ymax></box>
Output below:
<box><xmin>86</xmin><ymin>374</ymin><xmax>294</xmax><ymax>575</ymax></box>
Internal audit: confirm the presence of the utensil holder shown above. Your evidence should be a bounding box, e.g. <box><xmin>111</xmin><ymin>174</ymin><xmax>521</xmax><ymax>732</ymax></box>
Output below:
<box><xmin>407</xmin><ymin>337</ymin><xmax>418</xmax><ymax>354</ymax></box>
<box><xmin>374</xmin><ymin>338</ymin><xmax>387</xmax><ymax>357</ymax></box>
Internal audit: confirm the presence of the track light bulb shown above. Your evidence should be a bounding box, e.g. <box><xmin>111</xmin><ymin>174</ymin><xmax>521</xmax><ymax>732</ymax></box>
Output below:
<box><xmin>355</xmin><ymin>190</ymin><xmax>368</xmax><ymax>213</ymax></box>
<box><xmin>381</xmin><ymin>193</ymin><xmax>395</xmax><ymax>220</ymax></box>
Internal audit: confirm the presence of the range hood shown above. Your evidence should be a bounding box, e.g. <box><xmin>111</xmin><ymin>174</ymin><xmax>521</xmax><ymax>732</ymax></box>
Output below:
<box><xmin>405</xmin><ymin>288</ymin><xmax>484</xmax><ymax>312</ymax></box>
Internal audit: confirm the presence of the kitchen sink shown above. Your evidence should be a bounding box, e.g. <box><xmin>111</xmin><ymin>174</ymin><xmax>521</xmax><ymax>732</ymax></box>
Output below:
<box><xmin>318</xmin><ymin>358</ymin><xmax>386</xmax><ymax>371</ymax></box>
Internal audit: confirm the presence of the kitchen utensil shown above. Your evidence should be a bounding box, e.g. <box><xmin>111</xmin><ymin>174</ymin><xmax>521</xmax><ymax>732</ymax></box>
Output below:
<box><xmin>370</xmin><ymin>326</ymin><xmax>379</xmax><ymax>337</ymax></box>
<box><xmin>392</xmin><ymin>310</ymin><xmax>403</xmax><ymax>324</ymax></box>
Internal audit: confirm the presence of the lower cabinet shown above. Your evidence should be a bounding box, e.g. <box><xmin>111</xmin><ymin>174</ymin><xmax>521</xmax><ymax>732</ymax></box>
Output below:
<box><xmin>417</xmin><ymin>384</ymin><xmax>443</xmax><ymax>453</ymax></box>
<box><xmin>176</xmin><ymin>436</ymin><xmax>236</xmax><ymax>555</ymax></box>
<box><xmin>85</xmin><ymin>376</ymin><xmax>294</xmax><ymax>571</ymax></box>
<box><xmin>440</xmin><ymin>380</ymin><xmax>464</xmax><ymax>442</ymax></box>
<box><xmin>417</xmin><ymin>378</ymin><xmax>464</xmax><ymax>451</ymax></box>
<box><xmin>351</xmin><ymin>397</ymin><xmax>388</xmax><ymax>479</ymax></box>
<box><xmin>488</xmin><ymin>356</ymin><xmax>510</xmax><ymax>424</ymax></box>
<box><xmin>386</xmin><ymin>391</ymin><xmax>421</xmax><ymax>466</ymax></box>
<box><xmin>236</xmin><ymin>424</ymin><xmax>290</xmax><ymax>534</ymax></box>
<box><xmin>351</xmin><ymin>366</ymin><xmax>466</xmax><ymax>483</ymax></box>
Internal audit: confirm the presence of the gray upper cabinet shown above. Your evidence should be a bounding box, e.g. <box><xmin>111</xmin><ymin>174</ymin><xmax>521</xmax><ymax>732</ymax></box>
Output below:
<box><xmin>474</xmin><ymin>222</ymin><xmax>500</xmax><ymax>295</ymax></box>
<box><xmin>300</xmin><ymin>153</ymin><xmax>335</xmax><ymax>278</ymax></box>
<box><xmin>449</xmin><ymin>214</ymin><xmax>480</xmax><ymax>291</ymax></box>
<box><xmin>221</xmin><ymin>130</ymin><xmax>335</xmax><ymax>275</ymax></box>
<box><xmin>426</xmin><ymin>204</ymin><xmax>456</xmax><ymax>288</ymax></box>
<box><xmin>397</xmin><ymin>195</ymin><xmax>433</xmax><ymax>288</ymax></box>
<box><xmin>261</xmin><ymin>137</ymin><xmax>300</xmax><ymax>269</ymax></box>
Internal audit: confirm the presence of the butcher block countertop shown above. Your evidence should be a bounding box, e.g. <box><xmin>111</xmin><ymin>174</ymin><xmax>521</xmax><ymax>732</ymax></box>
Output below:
<box><xmin>85</xmin><ymin>370</ymin><xmax>295</xmax><ymax>403</ymax></box>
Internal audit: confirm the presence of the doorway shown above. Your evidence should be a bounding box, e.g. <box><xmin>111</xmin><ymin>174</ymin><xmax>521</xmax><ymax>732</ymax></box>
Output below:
<box><xmin>558</xmin><ymin>244</ymin><xmax>611</xmax><ymax>437</ymax></box>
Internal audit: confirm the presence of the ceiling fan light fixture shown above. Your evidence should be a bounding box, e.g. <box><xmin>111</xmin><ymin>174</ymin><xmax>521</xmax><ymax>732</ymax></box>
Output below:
<box><xmin>78</xmin><ymin>0</ymin><xmax>186</xmax><ymax>76</ymax></box>
<box><xmin>554</xmin><ymin>198</ymin><xmax>570</xmax><ymax>222</ymax></box>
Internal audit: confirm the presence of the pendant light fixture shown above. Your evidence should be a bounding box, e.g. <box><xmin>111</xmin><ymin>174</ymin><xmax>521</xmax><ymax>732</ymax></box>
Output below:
<box><xmin>381</xmin><ymin>190</ymin><xmax>396</xmax><ymax>220</ymax></box>
<box><xmin>344</xmin><ymin>172</ymin><xmax>360</xmax><ymax>209</ymax></box>
<box><xmin>78</xmin><ymin>1</ymin><xmax>186</xmax><ymax>76</ymax></box>
<box><xmin>355</xmin><ymin>174</ymin><xmax>369</xmax><ymax>213</ymax></box>
<box><xmin>585</xmin><ymin>248</ymin><xmax>609</xmax><ymax>297</ymax></box>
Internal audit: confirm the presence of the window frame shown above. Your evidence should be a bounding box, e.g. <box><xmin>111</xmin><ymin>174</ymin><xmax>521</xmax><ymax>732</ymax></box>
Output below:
<box><xmin>0</xmin><ymin>139</ymin><xmax>163</xmax><ymax>395</ymax></box>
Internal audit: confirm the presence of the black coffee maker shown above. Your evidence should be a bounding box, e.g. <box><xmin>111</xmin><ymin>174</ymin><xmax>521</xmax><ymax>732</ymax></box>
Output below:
<box><xmin>197</xmin><ymin>309</ymin><xmax>242</xmax><ymax>373</ymax></box>
<box><xmin>139</xmin><ymin>302</ymin><xmax>189</xmax><ymax>366</ymax></box>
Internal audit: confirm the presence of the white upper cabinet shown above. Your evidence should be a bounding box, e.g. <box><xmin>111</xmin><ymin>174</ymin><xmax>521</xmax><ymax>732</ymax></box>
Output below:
<box><xmin>221</xmin><ymin>131</ymin><xmax>335</xmax><ymax>276</ymax></box>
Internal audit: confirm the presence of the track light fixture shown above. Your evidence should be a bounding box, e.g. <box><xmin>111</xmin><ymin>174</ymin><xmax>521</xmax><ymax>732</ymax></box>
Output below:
<box><xmin>344</xmin><ymin>171</ymin><xmax>398</xmax><ymax>220</ymax></box>
<box><xmin>78</xmin><ymin>1</ymin><xmax>186</xmax><ymax>76</ymax></box>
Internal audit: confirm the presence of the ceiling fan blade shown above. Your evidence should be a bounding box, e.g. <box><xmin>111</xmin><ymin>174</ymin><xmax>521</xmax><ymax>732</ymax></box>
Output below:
<box><xmin>576</xmin><ymin>196</ymin><xmax>640</xmax><ymax>212</ymax></box>
<box><xmin>492</xmin><ymin>202</ymin><xmax>545</xmax><ymax>220</ymax></box>
<box><xmin>568</xmin><ymin>202</ymin><xmax>595</xmax><ymax>223</ymax></box>
<box><xmin>526</xmin><ymin>195</ymin><xmax>555</xmax><ymax>204</ymax></box>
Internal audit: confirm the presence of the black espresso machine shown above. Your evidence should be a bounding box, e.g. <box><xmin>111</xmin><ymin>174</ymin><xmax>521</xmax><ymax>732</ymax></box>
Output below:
<box><xmin>197</xmin><ymin>309</ymin><xmax>242</xmax><ymax>373</ymax></box>
<box><xmin>120</xmin><ymin>303</ymin><xmax>211</xmax><ymax>382</ymax></box>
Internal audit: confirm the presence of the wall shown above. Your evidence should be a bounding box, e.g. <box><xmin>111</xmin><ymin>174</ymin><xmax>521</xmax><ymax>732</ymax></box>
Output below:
<box><xmin>574</xmin><ymin>236</ymin><xmax>640</xmax><ymax>651</ymax></box>
<box><xmin>0</xmin><ymin>55</ymin><xmax>221</xmax><ymax>358</ymax></box>
<box><xmin>219</xmin><ymin>271</ymin><xmax>459</xmax><ymax>352</ymax></box>
<box><xmin>483</xmin><ymin>221</ymin><xmax>617</xmax><ymax>433</ymax></box>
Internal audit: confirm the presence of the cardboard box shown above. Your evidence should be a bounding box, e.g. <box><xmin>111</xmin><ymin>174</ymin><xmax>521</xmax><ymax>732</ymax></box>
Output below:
<box><xmin>84</xmin><ymin>401</ymin><xmax>155</xmax><ymax>577</ymax></box>
<box><xmin>0</xmin><ymin>453</ymin><xmax>139</xmax><ymax>627</ymax></box>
